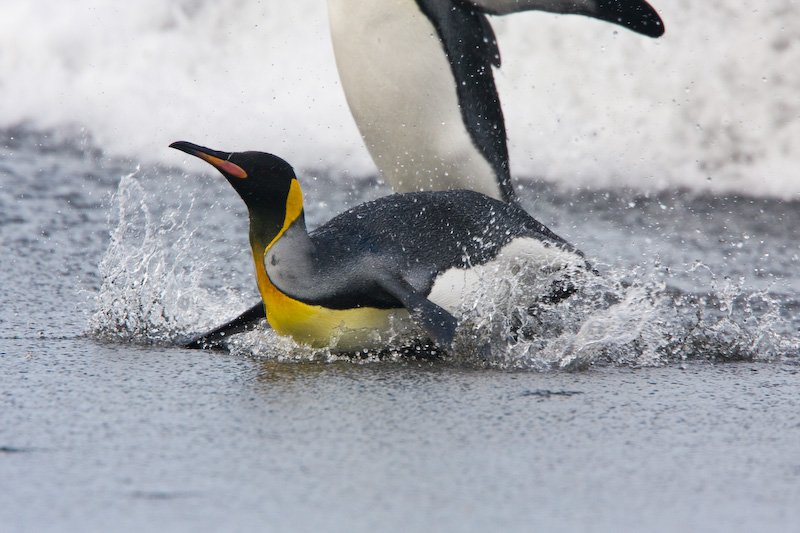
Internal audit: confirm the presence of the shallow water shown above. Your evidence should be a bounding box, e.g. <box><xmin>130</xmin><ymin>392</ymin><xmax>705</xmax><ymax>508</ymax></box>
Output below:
<box><xmin>2</xmin><ymin>129</ymin><xmax>799</xmax><ymax>531</ymax></box>
<box><xmin>3</xmin><ymin>339</ymin><xmax>799</xmax><ymax>533</ymax></box>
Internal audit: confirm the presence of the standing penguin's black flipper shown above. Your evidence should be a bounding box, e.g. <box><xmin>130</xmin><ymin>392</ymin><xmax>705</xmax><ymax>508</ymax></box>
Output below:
<box><xmin>468</xmin><ymin>0</ymin><xmax>665</xmax><ymax>38</ymax></box>
<box><xmin>377</xmin><ymin>276</ymin><xmax>458</xmax><ymax>351</ymax></box>
<box><xmin>183</xmin><ymin>302</ymin><xmax>266</xmax><ymax>349</ymax></box>
<box><xmin>578</xmin><ymin>0</ymin><xmax>665</xmax><ymax>37</ymax></box>
<box><xmin>328</xmin><ymin>0</ymin><xmax>664</xmax><ymax>205</ymax></box>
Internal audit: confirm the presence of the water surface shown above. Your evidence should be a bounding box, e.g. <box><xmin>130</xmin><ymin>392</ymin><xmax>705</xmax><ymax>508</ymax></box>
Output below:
<box><xmin>2</xmin><ymin>129</ymin><xmax>798</xmax><ymax>532</ymax></box>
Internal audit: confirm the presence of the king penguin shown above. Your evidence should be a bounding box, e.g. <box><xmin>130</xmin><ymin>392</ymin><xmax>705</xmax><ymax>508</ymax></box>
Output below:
<box><xmin>327</xmin><ymin>0</ymin><xmax>664</xmax><ymax>204</ymax></box>
<box><xmin>171</xmin><ymin>141</ymin><xmax>589</xmax><ymax>353</ymax></box>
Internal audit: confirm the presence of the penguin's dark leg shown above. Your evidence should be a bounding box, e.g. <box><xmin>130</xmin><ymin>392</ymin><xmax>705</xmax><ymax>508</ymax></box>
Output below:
<box><xmin>377</xmin><ymin>276</ymin><xmax>458</xmax><ymax>351</ymax></box>
<box><xmin>183</xmin><ymin>302</ymin><xmax>266</xmax><ymax>350</ymax></box>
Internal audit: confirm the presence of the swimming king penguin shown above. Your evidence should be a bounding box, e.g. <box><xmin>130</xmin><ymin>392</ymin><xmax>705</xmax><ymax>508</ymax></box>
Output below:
<box><xmin>171</xmin><ymin>141</ymin><xmax>589</xmax><ymax>353</ymax></box>
<box><xmin>327</xmin><ymin>0</ymin><xmax>664</xmax><ymax>204</ymax></box>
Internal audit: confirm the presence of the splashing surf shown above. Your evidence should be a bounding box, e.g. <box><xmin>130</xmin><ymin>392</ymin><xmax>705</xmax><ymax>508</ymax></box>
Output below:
<box><xmin>88</xmin><ymin>171</ymin><xmax>251</xmax><ymax>344</ymax></box>
<box><xmin>88</xmin><ymin>172</ymin><xmax>800</xmax><ymax>370</ymax></box>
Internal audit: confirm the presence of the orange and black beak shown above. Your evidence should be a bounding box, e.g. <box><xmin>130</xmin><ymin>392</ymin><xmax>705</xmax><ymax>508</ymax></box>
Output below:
<box><xmin>169</xmin><ymin>141</ymin><xmax>248</xmax><ymax>179</ymax></box>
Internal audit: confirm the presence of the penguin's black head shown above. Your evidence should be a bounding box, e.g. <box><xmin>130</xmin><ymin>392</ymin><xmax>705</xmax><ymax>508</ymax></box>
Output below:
<box><xmin>170</xmin><ymin>141</ymin><xmax>298</xmax><ymax>213</ymax></box>
<box><xmin>170</xmin><ymin>141</ymin><xmax>306</xmax><ymax>255</ymax></box>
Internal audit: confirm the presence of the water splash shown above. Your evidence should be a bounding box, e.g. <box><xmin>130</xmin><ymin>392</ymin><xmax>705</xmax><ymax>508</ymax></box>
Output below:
<box><xmin>88</xmin><ymin>171</ymin><xmax>248</xmax><ymax>344</ymax></box>
<box><xmin>447</xmin><ymin>258</ymin><xmax>799</xmax><ymax>370</ymax></box>
<box><xmin>221</xmin><ymin>258</ymin><xmax>800</xmax><ymax>370</ymax></box>
<box><xmin>87</xmin><ymin>172</ymin><xmax>800</xmax><ymax>369</ymax></box>
<box><xmin>664</xmin><ymin>264</ymin><xmax>797</xmax><ymax>364</ymax></box>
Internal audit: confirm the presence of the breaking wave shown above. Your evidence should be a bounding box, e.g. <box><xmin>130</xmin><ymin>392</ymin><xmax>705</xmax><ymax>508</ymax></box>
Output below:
<box><xmin>2</xmin><ymin>0</ymin><xmax>799</xmax><ymax>197</ymax></box>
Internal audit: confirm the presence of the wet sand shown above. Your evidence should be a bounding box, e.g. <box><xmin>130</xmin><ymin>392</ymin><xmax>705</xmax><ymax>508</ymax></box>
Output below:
<box><xmin>3</xmin><ymin>338</ymin><xmax>798</xmax><ymax>532</ymax></box>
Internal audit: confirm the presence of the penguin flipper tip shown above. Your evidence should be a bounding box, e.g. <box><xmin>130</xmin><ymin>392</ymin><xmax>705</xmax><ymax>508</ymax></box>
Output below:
<box><xmin>602</xmin><ymin>0</ymin><xmax>665</xmax><ymax>38</ymax></box>
<box><xmin>378</xmin><ymin>276</ymin><xmax>457</xmax><ymax>353</ymax></box>
<box><xmin>411</xmin><ymin>301</ymin><xmax>458</xmax><ymax>353</ymax></box>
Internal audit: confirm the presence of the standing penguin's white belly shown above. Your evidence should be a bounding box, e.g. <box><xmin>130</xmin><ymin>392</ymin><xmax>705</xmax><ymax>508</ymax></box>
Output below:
<box><xmin>327</xmin><ymin>0</ymin><xmax>501</xmax><ymax>200</ymax></box>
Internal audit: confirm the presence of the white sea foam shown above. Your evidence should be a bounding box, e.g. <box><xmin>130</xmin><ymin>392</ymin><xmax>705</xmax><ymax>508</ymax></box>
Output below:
<box><xmin>3</xmin><ymin>0</ymin><xmax>798</xmax><ymax>197</ymax></box>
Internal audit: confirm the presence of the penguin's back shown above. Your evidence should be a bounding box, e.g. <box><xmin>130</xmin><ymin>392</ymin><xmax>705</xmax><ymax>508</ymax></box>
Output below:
<box><xmin>314</xmin><ymin>190</ymin><xmax>570</xmax><ymax>253</ymax></box>
<box><xmin>261</xmin><ymin>189</ymin><xmax>588</xmax><ymax>350</ymax></box>
<box><xmin>307</xmin><ymin>189</ymin><xmax>583</xmax><ymax>306</ymax></box>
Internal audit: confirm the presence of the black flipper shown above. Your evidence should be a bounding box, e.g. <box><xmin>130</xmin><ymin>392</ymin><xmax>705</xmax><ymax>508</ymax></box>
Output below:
<box><xmin>378</xmin><ymin>276</ymin><xmax>458</xmax><ymax>351</ymax></box>
<box><xmin>417</xmin><ymin>0</ymin><xmax>517</xmax><ymax>205</ymax></box>
<box><xmin>581</xmin><ymin>0</ymin><xmax>665</xmax><ymax>38</ymax></box>
<box><xmin>470</xmin><ymin>0</ymin><xmax>665</xmax><ymax>38</ymax></box>
<box><xmin>183</xmin><ymin>302</ymin><xmax>266</xmax><ymax>350</ymax></box>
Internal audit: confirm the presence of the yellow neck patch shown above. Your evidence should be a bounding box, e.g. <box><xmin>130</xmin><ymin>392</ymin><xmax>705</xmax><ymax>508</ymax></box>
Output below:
<box><xmin>266</xmin><ymin>179</ymin><xmax>304</xmax><ymax>249</ymax></box>
<box><xmin>251</xmin><ymin>178</ymin><xmax>327</xmax><ymax>343</ymax></box>
<box><xmin>248</xmin><ymin>178</ymin><xmax>401</xmax><ymax>349</ymax></box>
<box><xmin>251</xmin><ymin>179</ymin><xmax>308</xmax><ymax>334</ymax></box>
